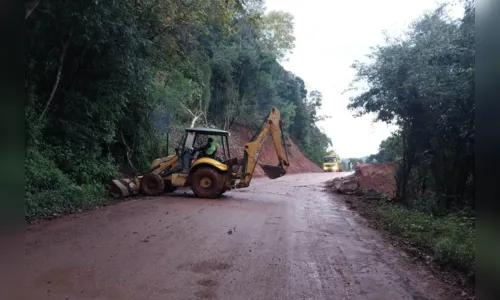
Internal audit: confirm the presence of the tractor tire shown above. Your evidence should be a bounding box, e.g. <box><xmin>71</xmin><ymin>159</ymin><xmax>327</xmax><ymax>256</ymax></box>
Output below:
<box><xmin>164</xmin><ymin>180</ymin><xmax>177</xmax><ymax>193</ymax></box>
<box><xmin>140</xmin><ymin>173</ymin><xmax>165</xmax><ymax>196</ymax></box>
<box><xmin>190</xmin><ymin>167</ymin><xmax>223</xmax><ymax>199</ymax></box>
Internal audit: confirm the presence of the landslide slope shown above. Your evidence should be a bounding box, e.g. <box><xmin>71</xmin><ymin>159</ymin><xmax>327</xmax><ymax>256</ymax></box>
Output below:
<box><xmin>228</xmin><ymin>124</ymin><xmax>322</xmax><ymax>177</ymax></box>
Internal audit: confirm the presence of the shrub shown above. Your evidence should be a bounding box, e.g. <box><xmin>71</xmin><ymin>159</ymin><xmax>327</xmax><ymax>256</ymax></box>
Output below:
<box><xmin>25</xmin><ymin>149</ymin><xmax>109</xmax><ymax>221</ymax></box>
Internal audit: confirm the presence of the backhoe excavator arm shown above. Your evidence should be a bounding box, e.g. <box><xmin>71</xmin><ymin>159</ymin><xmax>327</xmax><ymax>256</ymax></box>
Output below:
<box><xmin>236</xmin><ymin>107</ymin><xmax>290</xmax><ymax>188</ymax></box>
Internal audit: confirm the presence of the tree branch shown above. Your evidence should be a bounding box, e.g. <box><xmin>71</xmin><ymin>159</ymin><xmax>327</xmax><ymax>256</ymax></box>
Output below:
<box><xmin>190</xmin><ymin>115</ymin><xmax>200</xmax><ymax>127</ymax></box>
<box><xmin>120</xmin><ymin>130</ymin><xmax>138</xmax><ymax>172</ymax></box>
<box><xmin>25</xmin><ymin>0</ymin><xmax>41</xmax><ymax>19</ymax></box>
<box><xmin>179</xmin><ymin>102</ymin><xmax>203</xmax><ymax>127</ymax></box>
<box><xmin>39</xmin><ymin>32</ymin><xmax>71</xmax><ymax>121</ymax></box>
<box><xmin>138</xmin><ymin>0</ymin><xmax>160</xmax><ymax>20</ymax></box>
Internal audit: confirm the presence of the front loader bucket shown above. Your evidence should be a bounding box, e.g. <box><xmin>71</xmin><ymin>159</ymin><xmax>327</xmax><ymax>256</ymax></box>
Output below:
<box><xmin>259</xmin><ymin>163</ymin><xmax>286</xmax><ymax>179</ymax></box>
<box><xmin>106</xmin><ymin>178</ymin><xmax>140</xmax><ymax>198</ymax></box>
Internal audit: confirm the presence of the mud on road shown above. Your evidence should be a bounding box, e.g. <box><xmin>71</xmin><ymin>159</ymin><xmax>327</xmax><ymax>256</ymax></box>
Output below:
<box><xmin>23</xmin><ymin>173</ymin><xmax>457</xmax><ymax>300</ymax></box>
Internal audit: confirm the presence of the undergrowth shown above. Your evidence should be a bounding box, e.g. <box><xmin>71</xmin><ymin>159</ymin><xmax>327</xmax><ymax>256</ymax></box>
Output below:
<box><xmin>25</xmin><ymin>148</ymin><xmax>117</xmax><ymax>222</ymax></box>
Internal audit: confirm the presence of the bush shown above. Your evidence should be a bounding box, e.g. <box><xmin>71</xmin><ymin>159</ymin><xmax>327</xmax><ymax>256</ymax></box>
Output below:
<box><xmin>26</xmin><ymin>184</ymin><xmax>105</xmax><ymax>221</ymax></box>
<box><xmin>25</xmin><ymin>149</ymin><xmax>109</xmax><ymax>221</ymax></box>
<box><xmin>66</xmin><ymin>157</ymin><xmax>120</xmax><ymax>185</ymax></box>
<box><xmin>26</xmin><ymin>149</ymin><xmax>72</xmax><ymax>193</ymax></box>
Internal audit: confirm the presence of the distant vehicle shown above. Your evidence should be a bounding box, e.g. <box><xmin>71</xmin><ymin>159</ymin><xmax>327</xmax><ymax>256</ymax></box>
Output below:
<box><xmin>323</xmin><ymin>151</ymin><xmax>343</xmax><ymax>172</ymax></box>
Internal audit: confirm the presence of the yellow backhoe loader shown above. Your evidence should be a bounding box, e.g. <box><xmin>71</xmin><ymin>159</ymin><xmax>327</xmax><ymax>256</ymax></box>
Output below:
<box><xmin>107</xmin><ymin>107</ymin><xmax>290</xmax><ymax>199</ymax></box>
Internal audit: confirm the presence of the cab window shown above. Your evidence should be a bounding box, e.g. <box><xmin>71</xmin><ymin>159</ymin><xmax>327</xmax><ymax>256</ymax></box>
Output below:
<box><xmin>323</xmin><ymin>157</ymin><xmax>337</xmax><ymax>163</ymax></box>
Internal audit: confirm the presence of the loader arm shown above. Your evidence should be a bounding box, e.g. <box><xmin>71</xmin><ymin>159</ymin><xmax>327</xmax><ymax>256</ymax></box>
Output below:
<box><xmin>236</xmin><ymin>107</ymin><xmax>290</xmax><ymax>188</ymax></box>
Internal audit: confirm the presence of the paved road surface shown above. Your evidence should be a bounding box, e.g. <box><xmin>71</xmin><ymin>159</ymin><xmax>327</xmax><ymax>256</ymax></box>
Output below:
<box><xmin>23</xmin><ymin>173</ymin><xmax>456</xmax><ymax>300</ymax></box>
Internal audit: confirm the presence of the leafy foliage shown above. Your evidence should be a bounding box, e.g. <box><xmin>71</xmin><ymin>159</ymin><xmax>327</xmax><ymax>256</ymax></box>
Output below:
<box><xmin>257</xmin><ymin>10</ymin><xmax>296</xmax><ymax>61</ymax></box>
<box><xmin>348</xmin><ymin>1</ymin><xmax>475</xmax><ymax>213</ymax></box>
<box><xmin>367</xmin><ymin>132</ymin><xmax>403</xmax><ymax>163</ymax></box>
<box><xmin>25</xmin><ymin>0</ymin><xmax>331</xmax><ymax>220</ymax></box>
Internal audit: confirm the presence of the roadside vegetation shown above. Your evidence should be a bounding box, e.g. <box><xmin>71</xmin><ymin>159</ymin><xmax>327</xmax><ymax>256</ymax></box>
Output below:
<box><xmin>379</xmin><ymin>203</ymin><xmax>474</xmax><ymax>275</ymax></box>
<box><xmin>347</xmin><ymin>0</ymin><xmax>475</xmax><ymax>285</ymax></box>
<box><xmin>25</xmin><ymin>0</ymin><xmax>332</xmax><ymax>221</ymax></box>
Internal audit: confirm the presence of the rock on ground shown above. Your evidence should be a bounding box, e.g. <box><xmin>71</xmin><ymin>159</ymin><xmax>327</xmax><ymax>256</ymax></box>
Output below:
<box><xmin>328</xmin><ymin>163</ymin><xmax>396</xmax><ymax>199</ymax></box>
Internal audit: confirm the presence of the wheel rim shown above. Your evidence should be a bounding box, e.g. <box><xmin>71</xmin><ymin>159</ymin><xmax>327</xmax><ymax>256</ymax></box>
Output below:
<box><xmin>200</xmin><ymin>176</ymin><xmax>212</xmax><ymax>188</ymax></box>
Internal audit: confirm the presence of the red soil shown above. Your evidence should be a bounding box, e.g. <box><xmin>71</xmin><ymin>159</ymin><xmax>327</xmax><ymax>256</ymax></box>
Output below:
<box><xmin>354</xmin><ymin>162</ymin><xmax>396</xmax><ymax>198</ymax></box>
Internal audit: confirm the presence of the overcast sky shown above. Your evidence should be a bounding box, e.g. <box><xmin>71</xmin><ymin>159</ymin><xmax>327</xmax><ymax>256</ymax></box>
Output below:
<box><xmin>264</xmin><ymin>0</ymin><xmax>459</xmax><ymax>158</ymax></box>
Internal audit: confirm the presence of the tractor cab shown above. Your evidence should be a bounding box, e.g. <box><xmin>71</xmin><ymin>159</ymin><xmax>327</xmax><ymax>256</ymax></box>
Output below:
<box><xmin>175</xmin><ymin>127</ymin><xmax>232</xmax><ymax>173</ymax></box>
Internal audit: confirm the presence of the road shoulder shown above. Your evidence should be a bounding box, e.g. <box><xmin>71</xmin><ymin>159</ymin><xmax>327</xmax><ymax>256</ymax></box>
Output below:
<box><xmin>324</xmin><ymin>184</ymin><xmax>474</xmax><ymax>300</ymax></box>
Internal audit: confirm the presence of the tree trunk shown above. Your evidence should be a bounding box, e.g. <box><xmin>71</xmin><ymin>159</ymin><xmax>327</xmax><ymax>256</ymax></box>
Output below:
<box><xmin>120</xmin><ymin>131</ymin><xmax>137</xmax><ymax>173</ymax></box>
<box><xmin>39</xmin><ymin>34</ymin><xmax>71</xmax><ymax>121</ymax></box>
<box><xmin>190</xmin><ymin>115</ymin><xmax>199</xmax><ymax>127</ymax></box>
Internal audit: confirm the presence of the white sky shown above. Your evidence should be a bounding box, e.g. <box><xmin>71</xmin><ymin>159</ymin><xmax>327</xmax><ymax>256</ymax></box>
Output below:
<box><xmin>264</xmin><ymin>0</ymin><xmax>459</xmax><ymax>158</ymax></box>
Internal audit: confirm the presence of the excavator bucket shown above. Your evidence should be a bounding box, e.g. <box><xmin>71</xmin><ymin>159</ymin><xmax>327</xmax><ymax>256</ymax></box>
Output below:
<box><xmin>259</xmin><ymin>163</ymin><xmax>286</xmax><ymax>179</ymax></box>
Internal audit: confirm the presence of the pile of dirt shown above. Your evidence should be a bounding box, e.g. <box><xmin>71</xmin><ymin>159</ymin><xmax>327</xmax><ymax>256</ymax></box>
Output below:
<box><xmin>328</xmin><ymin>162</ymin><xmax>396</xmax><ymax>199</ymax></box>
<box><xmin>355</xmin><ymin>162</ymin><xmax>396</xmax><ymax>198</ymax></box>
<box><xmin>229</xmin><ymin>123</ymin><xmax>322</xmax><ymax>177</ymax></box>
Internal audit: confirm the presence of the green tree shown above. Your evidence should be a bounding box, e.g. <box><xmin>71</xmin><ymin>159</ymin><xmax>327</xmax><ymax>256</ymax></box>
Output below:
<box><xmin>370</xmin><ymin>132</ymin><xmax>403</xmax><ymax>163</ymax></box>
<box><xmin>257</xmin><ymin>10</ymin><xmax>296</xmax><ymax>61</ymax></box>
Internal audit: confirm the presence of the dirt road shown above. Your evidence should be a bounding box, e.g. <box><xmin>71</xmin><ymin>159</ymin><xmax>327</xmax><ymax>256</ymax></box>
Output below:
<box><xmin>23</xmin><ymin>173</ymin><xmax>457</xmax><ymax>300</ymax></box>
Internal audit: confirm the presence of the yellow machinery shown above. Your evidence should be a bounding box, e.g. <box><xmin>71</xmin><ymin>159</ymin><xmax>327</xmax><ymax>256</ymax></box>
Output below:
<box><xmin>323</xmin><ymin>151</ymin><xmax>343</xmax><ymax>172</ymax></box>
<box><xmin>108</xmin><ymin>107</ymin><xmax>290</xmax><ymax>199</ymax></box>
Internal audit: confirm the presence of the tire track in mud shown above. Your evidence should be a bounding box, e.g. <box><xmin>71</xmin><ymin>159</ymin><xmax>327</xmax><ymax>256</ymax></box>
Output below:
<box><xmin>297</xmin><ymin>186</ymin><xmax>360</xmax><ymax>299</ymax></box>
<box><xmin>285</xmin><ymin>178</ymin><xmax>455</xmax><ymax>300</ymax></box>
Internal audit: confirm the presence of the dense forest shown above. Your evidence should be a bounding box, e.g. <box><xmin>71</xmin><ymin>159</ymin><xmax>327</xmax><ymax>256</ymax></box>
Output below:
<box><xmin>25</xmin><ymin>0</ymin><xmax>331</xmax><ymax>220</ymax></box>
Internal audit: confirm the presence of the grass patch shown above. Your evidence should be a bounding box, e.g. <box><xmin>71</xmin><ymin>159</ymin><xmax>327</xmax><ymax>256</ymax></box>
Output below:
<box><xmin>339</xmin><ymin>192</ymin><xmax>475</xmax><ymax>288</ymax></box>
<box><xmin>25</xmin><ymin>184</ymin><xmax>110</xmax><ymax>221</ymax></box>
<box><xmin>377</xmin><ymin>201</ymin><xmax>475</xmax><ymax>277</ymax></box>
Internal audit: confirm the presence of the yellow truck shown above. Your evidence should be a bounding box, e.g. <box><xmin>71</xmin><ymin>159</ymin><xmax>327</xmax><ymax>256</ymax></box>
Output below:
<box><xmin>323</xmin><ymin>151</ymin><xmax>343</xmax><ymax>172</ymax></box>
